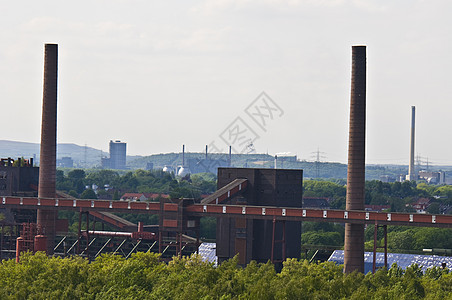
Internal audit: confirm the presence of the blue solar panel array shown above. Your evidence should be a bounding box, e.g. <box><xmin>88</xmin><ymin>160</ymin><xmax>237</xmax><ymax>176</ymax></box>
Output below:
<box><xmin>329</xmin><ymin>250</ymin><xmax>452</xmax><ymax>274</ymax></box>
<box><xmin>198</xmin><ymin>242</ymin><xmax>218</xmax><ymax>266</ymax></box>
<box><xmin>198</xmin><ymin>244</ymin><xmax>452</xmax><ymax>273</ymax></box>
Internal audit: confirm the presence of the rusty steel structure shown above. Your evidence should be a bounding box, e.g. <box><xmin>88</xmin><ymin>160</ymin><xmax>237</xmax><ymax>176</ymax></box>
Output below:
<box><xmin>372</xmin><ymin>224</ymin><xmax>388</xmax><ymax>273</ymax></box>
<box><xmin>3</xmin><ymin>170</ymin><xmax>452</xmax><ymax>264</ymax></box>
<box><xmin>37</xmin><ymin>44</ymin><xmax>58</xmax><ymax>254</ymax></box>
<box><xmin>3</xmin><ymin>191</ymin><xmax>452</xmax><ymax>263</ymax></box>
<box><xmin>15</xmin><ymin>223</ymin><xmax>46</xmax><ymax>262</ymax></box>
<box><xmin>344</xmin><ymin>45</ymin><xmax>367</xmax><ymax>273</ymax></box>
<box><xmin>3</xmin><ymin>195</ymin><xmax>452</xmax><ymax>228</ymax></box>
<box><xmin>6</xmin><ymin>44</ymin><xmax>452</xmax><ymax>270</ymax></box>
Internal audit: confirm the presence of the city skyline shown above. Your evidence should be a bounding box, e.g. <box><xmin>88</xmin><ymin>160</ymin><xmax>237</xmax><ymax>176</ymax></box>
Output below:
<box><xmin>1</xmin><ymin>1</ymin><xmax>451</xmax><ymax>164</ymax></box>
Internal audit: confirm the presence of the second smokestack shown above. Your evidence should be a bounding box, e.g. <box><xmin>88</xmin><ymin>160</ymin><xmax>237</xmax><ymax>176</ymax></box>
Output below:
<box><xmin>37</xmin><ymin>43</ymin><xmax>58</xmax><ymax>254</ymax></box>
<box><xmin>344</xmin><ymin>45</ymin><xmax>366</xmax><ymax>273</ymax></box>
<box><xmin>407</xmin><ymin>106</ymin><xmax>416</xmax><ymax>181</ymax></box>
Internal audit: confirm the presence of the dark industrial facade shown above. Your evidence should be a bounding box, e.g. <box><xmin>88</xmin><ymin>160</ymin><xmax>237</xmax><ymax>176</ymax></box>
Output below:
<box><xmin>0</xmin><ymin>159</ymin><xmax>38</xmax><ymax>197</ymax></box>
<box><xmin>0</xmin><ymin>158</ymin><xmax>39</xmax><ymax>225</ymax></box>
<box><xmin>215</xmin><ymin>168</ymin><xmax>303</xmax><ymax>265</ymax></box>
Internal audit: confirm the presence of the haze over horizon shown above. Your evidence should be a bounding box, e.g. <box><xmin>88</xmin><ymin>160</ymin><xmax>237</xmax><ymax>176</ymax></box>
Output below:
<box><xmin>1</xmin><ymin>1</ymin><xmax>451</xmax><ymax>165</ymax></box>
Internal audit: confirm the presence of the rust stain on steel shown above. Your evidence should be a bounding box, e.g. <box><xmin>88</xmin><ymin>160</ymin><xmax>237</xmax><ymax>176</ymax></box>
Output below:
<box><xmin>37</xmin><ymin>44</ymin><xmax>58</xmax><ymax>255</ymax></box>
<box><xmin>344</xmin><ymin>45</ymin><xmax>366</xmax><ymax>273</ymax></box>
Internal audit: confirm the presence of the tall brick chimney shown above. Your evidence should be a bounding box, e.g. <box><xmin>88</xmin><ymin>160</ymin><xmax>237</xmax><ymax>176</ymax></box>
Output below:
<box><xmin>344</xmin><ymin>45</ymin><xmax>366</xmax><ymax>273</ymax></box>
<box><xmin>37</xmin><ymin>43</ymin><xmax>58</xmax><ymax>254</ymax></box>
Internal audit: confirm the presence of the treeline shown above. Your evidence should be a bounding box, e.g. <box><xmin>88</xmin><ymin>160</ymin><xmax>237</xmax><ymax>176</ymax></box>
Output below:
<box><xmin>56</xmin><ymin>169</ymin><xmax>217</xmax><ymax>200</ymax></box>
<box><xmin>301</xmin><ymin>221</ymin><xmax>452</xmax><ymax>254</ymax></box>
<box><xmin>303</xmin><ymin>179</ymin><xmax>452</xmax><ymax>212</ymax></box>
<box><xmin>1</xmin><ymin>252</ymin><xmax>451</xmax><ymax>299</ymax></box>
<box><xmin>128</xmin><ymin>152</ymin><xmax>427</xmax><ymax>180</ymax></box>
<box><xmin>302</xmin><ymin>180</ymin><xmax>452</xmax><ymax>253</ymax></box>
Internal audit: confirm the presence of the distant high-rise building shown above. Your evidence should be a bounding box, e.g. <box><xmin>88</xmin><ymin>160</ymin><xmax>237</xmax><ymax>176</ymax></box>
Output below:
<box><xmin>102</xmin><ymin>140</ymin><xmax>126</xmax><ymax>169</ymax></box>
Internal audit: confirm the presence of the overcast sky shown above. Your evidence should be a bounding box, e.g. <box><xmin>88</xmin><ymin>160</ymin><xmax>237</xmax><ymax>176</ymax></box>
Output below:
<box><xmin>0</xmin><ymin>0</ymin><xmax>451</xmax><ymax>165</ymax></box>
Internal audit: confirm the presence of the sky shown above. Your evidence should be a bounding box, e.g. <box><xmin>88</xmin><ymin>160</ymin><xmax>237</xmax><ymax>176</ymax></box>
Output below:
<box><xmin>0</xmin><ymin>0</ymin><xmax>451</xmax><ymax>165</ymax></box>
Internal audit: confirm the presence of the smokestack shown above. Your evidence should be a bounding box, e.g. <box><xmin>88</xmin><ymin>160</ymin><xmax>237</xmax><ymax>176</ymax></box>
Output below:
<box><xmin>37</xmin><ymin>43</ymin><xmax>58</xmax><ymax>254</ymax></box>
<box><xmin>182</xmin><ymin>144</ymin><xmax>185</xmax><ymax>167</ymax></box>
<box><xmin>274</xmin><ymin>155</ymin><xmax>277</xmax><ymax>169</ymax></box>
<box><xmin>408</xmin><ymin>106</ymin><xmax>415</xmax><ymax>180</ymax></box>
<box><xmin>344</xmin><ymin>45</ymin><xmax>366</xmax><ymax>273</ymax></box>
<box><xmin>229</xmin><ymin>145</ymin><xmax>232</xmax><ymax>167</ymax></box>
<box><xmin>205</xmin><ymin>145</ymin><xmax>208</xmax><ymax>160</ymax></box>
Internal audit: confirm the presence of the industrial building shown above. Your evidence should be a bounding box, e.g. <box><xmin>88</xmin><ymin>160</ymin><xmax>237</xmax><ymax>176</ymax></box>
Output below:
<box><xmin>102</xmin><ymin>140</ymin><xmax>127</xmax><ymax>170</ymax></box>
<box><xmin>418</xmin><ymin>170</ymin><xmax>446</xmax><ymax>184</ymax></box>
<box><xmin>0</xmin><ymin>158</ymin><xmax>38</xmax><ymax>197</ymax></box>
<box><xmin>215</xmin><ymin>167</ymin><xmax>303</xmax><ymax>266</ymax></box>
<box><xmin>0</xmin><ymin>158</ymin><xmax>39</xmax><ymax>225</ymax></box>
<box><xmin>6</xmin><ymin>43</ymin><xmax>452</xmax><ymax>273</ymax></box>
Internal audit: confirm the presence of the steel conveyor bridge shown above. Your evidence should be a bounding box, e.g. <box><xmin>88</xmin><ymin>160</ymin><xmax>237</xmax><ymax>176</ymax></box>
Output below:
<box><xmin>2</xmin><ymin>195</ymin><xmax>452</xmax><ymax>228</ymax></box>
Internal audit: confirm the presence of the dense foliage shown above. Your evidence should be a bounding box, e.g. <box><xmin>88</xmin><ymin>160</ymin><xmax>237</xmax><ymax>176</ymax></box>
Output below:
<box><xmin>1</xmin><ymin>252</ymin><xmax>451</xmax><ymax>299</ymax></box>
<box><xmin>56</xmin><ymin>169</ymin><xmax>217</xmax><ymax>199</ymax></box>
<box><xmin>373</xmin><ymin>226</ymin><xmax>452</xmax><ymax>253</ymax></box>
<box><xmin>303</xmin><ymin>179</ymin><xmax>452</xmax><ymax>212</ymax></box>
<box><xmin>302</xmin><ymin>222</ymin><xmax>344</xmax><ymax>247</ymax></box>
<box><xmin>302</xmin><ymin>180</ymin><xmax>452</xmax><ymax>253</ymax></box>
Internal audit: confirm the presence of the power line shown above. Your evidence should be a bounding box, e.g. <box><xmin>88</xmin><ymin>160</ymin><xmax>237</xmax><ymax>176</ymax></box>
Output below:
<box><xmin>310</xmin><ymin>147</ymin><xmax>326</xmax><ymax>178</ymax></box>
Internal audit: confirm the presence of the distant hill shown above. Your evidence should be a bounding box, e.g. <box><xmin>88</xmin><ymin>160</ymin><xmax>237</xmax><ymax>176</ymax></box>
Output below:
<box><xmin>127</xmin><ymin>152</ymin><xmax>452</xmax><ymax>181</ymax></box>
<box><xmin>0</xmin><ymin>140</ymin><xmax>141</xmax><ymax>168</ymax></box>
<box><xmin>3</xmin><ymin>140</ymin><xmax>451</xmax><ymax>181</ymax></box>
<box><xmin>127</xmin><ymin>152</ymin><xmax>406</xmax><ymax>180</ymax></box>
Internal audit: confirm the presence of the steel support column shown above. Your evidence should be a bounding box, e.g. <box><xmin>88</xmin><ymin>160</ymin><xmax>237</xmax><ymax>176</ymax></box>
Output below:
<box><xmin>372</xmin><ymin>224</ymin><xmax>388</xmax><ymax>273</ymax></box>
<box><xmin>85</xmin><ymin>212</ymin><xmax>90</xmax><ymax>259</ymax></box>
<box><xmin>77</xmin><ymin>210</ymin><xmax>82</xmax><ymax>254</ymax></box>
<box><xmin>0</xmin><ymin>224</ymin><xmax>3</xmax><ymax>260</ymax></box>
<box><xmin>271</xmin><ymin>217</ymin><xmax>286</xmax><ymax>264</ymax></box>
<box><xmin>373</xmin><ymin>224</ymin><xmax>378</xmax><ymax>273</ymax></box>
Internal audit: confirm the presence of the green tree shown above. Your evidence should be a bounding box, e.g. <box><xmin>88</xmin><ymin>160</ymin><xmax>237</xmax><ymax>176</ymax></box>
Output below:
<box><xmin>68</xmin><ymin>190</ymin><xmax>79</xmax><ymax>198</ymax></box>
<box><xmin>1</xmin><ymin>252</ymin><xmax>452</xmax><ymax>298</ymax></box>
<box><xmin>80</xmin><ymin>189</ymin><xmax>97</xmax><ymax>199</ymax></box>
<box><xmin>200</xmin><ymin>217</ymin><xmax>216</xmax><ymax>239</ymax></box>
<box><xmin>303</xmin><ymin>180</ymin><xmax>346</xmax><ymax>198</ymax></box>
<box><xmin>67</xmin><ymin>169</ymin><xmax>86</xmax><ymax>180</ymax></box>
<box><xmin>388</xmin><ymin>229</ymin><xmax>415</xmax><ymax>251</ymax></box>
<box><xmin>85</xmin><ymin>169</ymin><xmax>119</xmax><ymax>187</ymax></box>
<box><xmin>426</xmin><ymin>202</ymin><xmax>440</xmax><ymax>214</ymax></box>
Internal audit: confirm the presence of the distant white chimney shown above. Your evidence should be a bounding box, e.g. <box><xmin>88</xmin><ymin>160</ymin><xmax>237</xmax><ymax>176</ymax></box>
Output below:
<box><xmin>407</xmin><ymin>106</ymin><xmax>416</xmax><ymax>181</ymax></box>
